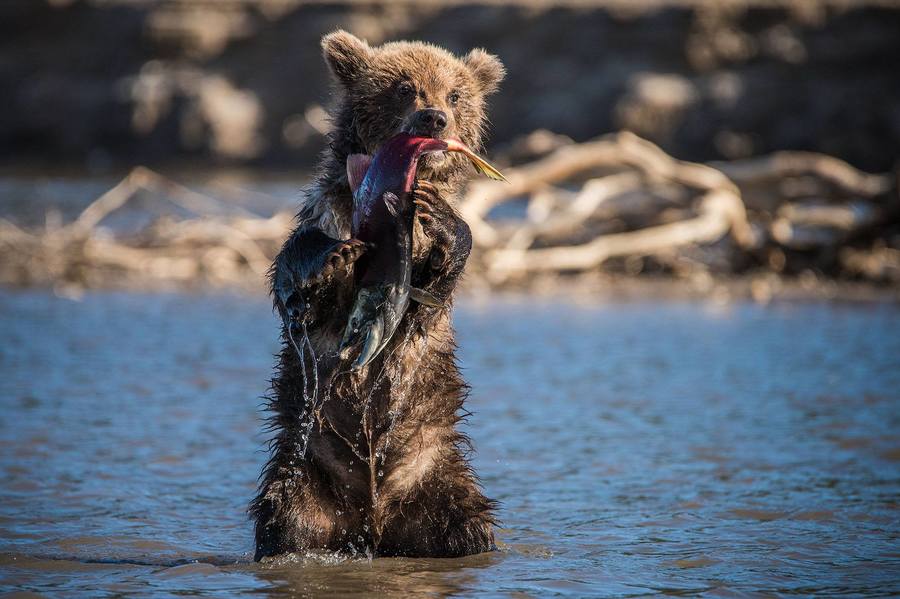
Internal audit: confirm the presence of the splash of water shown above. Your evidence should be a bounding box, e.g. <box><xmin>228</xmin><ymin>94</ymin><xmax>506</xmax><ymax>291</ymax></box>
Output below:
<box><xmin>287</xmin><ymin>320</ymin><xmax>321</xmax><ymax>460</ymax></box>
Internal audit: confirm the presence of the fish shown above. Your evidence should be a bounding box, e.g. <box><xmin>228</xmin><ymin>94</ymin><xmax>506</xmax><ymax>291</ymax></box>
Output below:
<box><xmin>338</xmin><ymin>132</ymin><xmax>505</xmax><ymax>370</ymax></box>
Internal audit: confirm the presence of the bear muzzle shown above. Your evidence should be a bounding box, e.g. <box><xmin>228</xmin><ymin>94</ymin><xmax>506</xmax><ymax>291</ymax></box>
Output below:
<box><xmin>407</xmin><ymin>108</ymin><xmax>448</xmax><ymax>137</ymax></box>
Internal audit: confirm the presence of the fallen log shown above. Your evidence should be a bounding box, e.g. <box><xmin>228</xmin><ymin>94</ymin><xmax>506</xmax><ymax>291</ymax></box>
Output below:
<box><xmin>484</xmin><ymin>189</ymin><xmax>740</xmax><ymax>280</ymax></box>
<box><xmin>770</xmin><ymin>200</ymin><xmax>882</xmax><ymax>249</ymax></box>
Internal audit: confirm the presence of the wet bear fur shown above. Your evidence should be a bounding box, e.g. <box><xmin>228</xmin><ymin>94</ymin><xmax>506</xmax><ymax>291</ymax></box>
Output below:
<box><xmin>250</xmin><ymin>30</ymin><xmax>505</xmax><ymax>560</ymax></box>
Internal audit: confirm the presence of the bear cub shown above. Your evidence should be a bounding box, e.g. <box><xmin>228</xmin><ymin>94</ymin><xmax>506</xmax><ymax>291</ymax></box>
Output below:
<box><xmin>250</xmin><ymin>30</ymin><xmax>505</xmax><ymax>559</ymax></box>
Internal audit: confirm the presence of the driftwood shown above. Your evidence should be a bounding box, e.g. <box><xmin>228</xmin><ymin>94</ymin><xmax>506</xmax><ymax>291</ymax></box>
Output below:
<box><xmin>0</xmin><ymin>166</ymin><xmax>284</xmax><ymax>289</ymax></box>
<box><xmin>485</xmin><ymin>190</ymin><xmax>741</xmax><ymax>279</ymax></box>
<box><xmin>713</xmin><ymin>153</ymin><xmax>892</xmax><ymax>198</ymax></box>
<box><xmin>770</xmin><ymin>201</ymin><xmax>881</xmax><ymax>249</ymax></box>
<box><xmin>461</xmin><ymin>132</ymin><xmax>762</xmax><ymax>282</ymax></box>
<box><xmin>458</xmin><ymin>131</ymin><xmax>896</xmax><ymax>284</ymax></box>
<box><xmin>0</xmin><ymin>132</ymin><xmax>896</xmax><ymax>291</ymax></box>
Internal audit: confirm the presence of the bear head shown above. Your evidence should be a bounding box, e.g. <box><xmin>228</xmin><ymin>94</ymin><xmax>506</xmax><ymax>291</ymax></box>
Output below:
<box><xmin>320</xmin><ymin>30</ymin><xmax>505</xmax><ymax>186</ymax></box>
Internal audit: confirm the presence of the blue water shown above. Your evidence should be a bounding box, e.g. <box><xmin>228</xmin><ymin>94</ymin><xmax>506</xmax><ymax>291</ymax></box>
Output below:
<box><xmin>1</xmin><ymin>290</ymin><xmax>899</xmax><ymax>596</ymax></box>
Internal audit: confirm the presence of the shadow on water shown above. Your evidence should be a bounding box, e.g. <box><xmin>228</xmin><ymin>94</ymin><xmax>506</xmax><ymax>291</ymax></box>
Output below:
<box><xmin>1</xmin><ymin>289</ymin><xmax>899</xmax><ymax>596</ymax></box>
<box><xmin>1</xmin><ymin>549</ymin><xmax>503</xmax><ymax>597</ymax></box>
<box><xmin>254</xmin><ymin>550</ymin><xmax>501</xmax><ymax>597</ymax></box>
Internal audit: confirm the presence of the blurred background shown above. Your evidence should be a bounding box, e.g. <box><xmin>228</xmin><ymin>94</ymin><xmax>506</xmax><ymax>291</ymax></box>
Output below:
<box><xmin>4</xmin><ymin>0</ymin><xmax>900</xmax><ymax>170</ymax></box>
<box><xmin>2</xmin><ymin>2</ymin><xmax>900</xmax><ymax>597</ymax></box>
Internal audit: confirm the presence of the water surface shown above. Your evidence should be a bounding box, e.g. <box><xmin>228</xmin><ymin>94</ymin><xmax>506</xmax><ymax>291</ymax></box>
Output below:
<box><xmin>1</xmin><ymin>290</ymin><xmax>899</xmax><ymax>596</ymax></box>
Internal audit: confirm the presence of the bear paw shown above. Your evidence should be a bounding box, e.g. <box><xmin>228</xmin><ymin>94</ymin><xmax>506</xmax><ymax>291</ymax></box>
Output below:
<box><xmin>274</xmin><ymin>234</ymin><xmax>368</xmax><ymax>327</ymax></box>
<box><xmin>413</xmin><ymin>179</ymin><xmax>459</xmax><ymax>271</ymax></box>
<box><xmin>317</xmin><ymin>239</ymin><xmax>367</xmax><ymax>281</ymax></box>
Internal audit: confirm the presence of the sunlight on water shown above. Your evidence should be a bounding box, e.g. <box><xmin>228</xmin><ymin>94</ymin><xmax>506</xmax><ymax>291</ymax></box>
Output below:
<box><xmin>1</xmin><ymin>290</ymin><xmax>899</xmax><ymax>596</ymax></box>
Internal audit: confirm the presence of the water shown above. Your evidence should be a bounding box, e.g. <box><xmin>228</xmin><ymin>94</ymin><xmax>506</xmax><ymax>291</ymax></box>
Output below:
<box><xmin>1</xmin><ymin>289</ymin><xmax>899</xmax><ymax>597</ymax></box>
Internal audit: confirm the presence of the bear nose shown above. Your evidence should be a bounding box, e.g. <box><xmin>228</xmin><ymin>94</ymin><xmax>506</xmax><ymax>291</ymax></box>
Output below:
<box><xmin>413</xmin><ymin>108</ymin><xmax>447</xmax><ymax>135</ymax></box>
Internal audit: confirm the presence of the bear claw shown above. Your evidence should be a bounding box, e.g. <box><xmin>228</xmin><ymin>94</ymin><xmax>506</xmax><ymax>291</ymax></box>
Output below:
<box><xmin>317</xmin><ymin>239</ymin><xmax>367</xmax><ymax>280</ymax></box>
<box><xmin>413</xmin><ymin>179</ymin><xmax>443</xmax><ymax>225</ymax></box>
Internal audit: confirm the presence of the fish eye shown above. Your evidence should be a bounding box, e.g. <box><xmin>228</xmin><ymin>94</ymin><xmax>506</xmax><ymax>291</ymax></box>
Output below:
<box><xmin>397</xmin><ymin>82</ymin><xmax>415</xmax><ymax>99</ymax></box>
<box><xmin>448</xmin><ymin>91</ymin><xmax>460</xmax><ymax>105</ymax></box>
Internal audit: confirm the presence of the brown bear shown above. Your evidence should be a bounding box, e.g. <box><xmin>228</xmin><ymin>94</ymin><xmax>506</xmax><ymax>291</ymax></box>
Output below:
<box><xmin>250</xmin><ymin>30</ymin><xmax>505</xmax><ymax>559</ymax></box>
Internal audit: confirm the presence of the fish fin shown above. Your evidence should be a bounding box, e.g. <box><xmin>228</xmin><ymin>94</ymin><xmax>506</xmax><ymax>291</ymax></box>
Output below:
<box><xmin>383</xmin><ymin>191</ymin><xmax>401</xmax><ymax>218</ymax></box>
<box><xmin>410</xmin><ymin>287</ymin><xmax>443</xmax><ymax>307</ymax></box>
<box><xmin>347</xmin><ymin>154</ymin><xmax>372</xmax><ymax>194</ymax></box>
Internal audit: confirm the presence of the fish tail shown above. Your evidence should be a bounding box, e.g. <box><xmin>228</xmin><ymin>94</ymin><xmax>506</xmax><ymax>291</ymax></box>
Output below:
<box><xmin>466</xmin><ymin>153</ymin><xmax>507</xmax><ymax>182</ymax></box>
<box><xmin>445</xmin><ymin>138</ymin><xmax>507</xmax><ymax>182</ymax></box>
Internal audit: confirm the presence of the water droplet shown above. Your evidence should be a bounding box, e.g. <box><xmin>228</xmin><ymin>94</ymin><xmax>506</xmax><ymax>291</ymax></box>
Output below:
<box><xmin>341</xmin><ymin>529</ymin><xmax>347</xmax><ymax>535</ymax></box>
<box><xmin>377</xmin><ymin>470</ymin><xmax>384</xmax><ymax>477</ymax></box>
<box><xmin>336</xmin><ymin>510</ymin><xmax>342</xmax><ymax>516</ymax></box>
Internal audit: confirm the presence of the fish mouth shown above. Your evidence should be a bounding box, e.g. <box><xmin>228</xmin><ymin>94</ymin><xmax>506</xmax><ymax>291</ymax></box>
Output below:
<box><xmin>365</xmin><ymin>135</ymin><xmax>447</xmax><ymax>171</ymax></box>
<box><xmin>397</xmin><ymin>125</ymin><xmax>449</xmax><ymax>150</ymax></box>
<box><xmin>339</xmin><ymin>312</ymin><xmax>385</xmax><ymax>371</ymax></box>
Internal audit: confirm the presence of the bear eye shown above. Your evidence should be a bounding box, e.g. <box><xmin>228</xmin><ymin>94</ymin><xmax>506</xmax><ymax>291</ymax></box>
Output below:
<box><xmin>448</xmin><ymin>91</ymin><xmax>460</xmax><ymax>105</ymax></box>
<box><xmin>397</xmin><ymin>82</ymin><xmax>415</xmax><ymax>99</ymax></box>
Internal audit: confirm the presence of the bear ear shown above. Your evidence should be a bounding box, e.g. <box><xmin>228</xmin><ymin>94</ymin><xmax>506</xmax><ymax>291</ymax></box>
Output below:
<box><xmin>463</xmin><ymin>49</ymin><xmax>506</xmax><ymax>95</ymax></box>
<box><xmin>321</xmin><ymin>30</ymin><xmax>373</xmax><ymax>87</ymax></box>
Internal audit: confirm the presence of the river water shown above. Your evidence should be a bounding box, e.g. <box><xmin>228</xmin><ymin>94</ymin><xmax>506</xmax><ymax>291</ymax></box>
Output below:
<box><xmin>1</xmin><ymin>290</ymin><xmax>898</xmax><ymax>597</ymax></box>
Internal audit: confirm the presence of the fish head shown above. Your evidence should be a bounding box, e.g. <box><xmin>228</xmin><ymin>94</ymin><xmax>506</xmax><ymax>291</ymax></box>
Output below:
<box><xmin>339</xmin><ymin>285</ymin><xmax>409</xmax><ymax>370</ymax></box>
